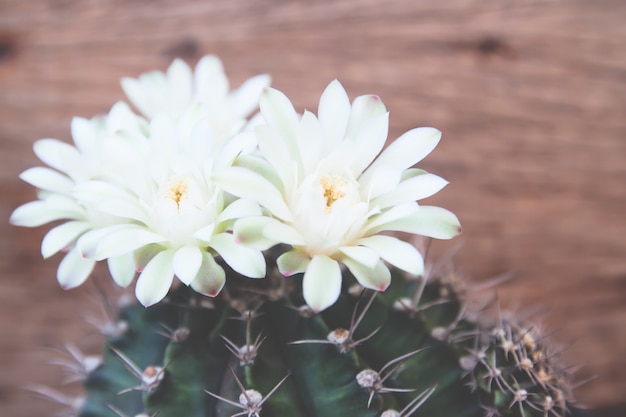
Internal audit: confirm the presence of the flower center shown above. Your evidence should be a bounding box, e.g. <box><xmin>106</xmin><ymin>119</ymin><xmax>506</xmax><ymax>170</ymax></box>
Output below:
<box><xmin>320</xmin><ymin>175</ymin><xmax>347</xmax><ymax>212</ymax></box>
<box><xmin>167</xmin><ymin>179</ymin><xmax>188</xmax><ymax>210</ymax></box>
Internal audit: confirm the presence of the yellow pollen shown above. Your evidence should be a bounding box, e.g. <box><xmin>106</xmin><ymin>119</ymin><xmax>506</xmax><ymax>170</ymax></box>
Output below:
<box><xmin>320</xmin><ymin>176</ymin><xmax>345</xmax><ymax>211</ymax></box>
<box><xmin>167</xmin><ymin>179</ymin><xmax>188</xmax><ymax>209</ymax></box>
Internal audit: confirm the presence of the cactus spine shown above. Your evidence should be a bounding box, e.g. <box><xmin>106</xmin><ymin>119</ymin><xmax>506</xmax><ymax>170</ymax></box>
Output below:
<box><xmin>59</xmin><ymin>253</ymin><xmax>584</xmax><ymax>417</ymax></box>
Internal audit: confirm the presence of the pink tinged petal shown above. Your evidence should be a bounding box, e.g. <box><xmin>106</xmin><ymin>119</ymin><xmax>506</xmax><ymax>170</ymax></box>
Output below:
<box><xmin>372</xmin><ymin>171</ymin><xmax>449</xmax><ymax>209</ymax></box>
<box><xmin>232</xmin><ymin>73</ymin><xmax>271</xmax><ymax>116</ymax></box>
<box><xmin>277</xmin><ymin>250</ymin><xmax>311</xmax><ymax>276</ymax></box>
<box><xmin>57</xmin><ymin>246</ymin><xmax>96</xmax><ymax>289</ymax></box>
<box><xmin>194</xmin><ymin>55</ymin><xmax>229</xmax><ymax>106</ymax></box>
<box><xmin>317</xmin><ymin>79</ymin><xmax>351</xmax><ymax>152</ymax></box>
<box><xmin>70</xmin><ymin>116</ymin><xmax>96</xmax><ymax>152</ymax></box>
<box><xmin>214</xmin><ymin>167</ymin><xmax>292</xmax><ymax>222</ymax></box>
<box><xmin>92</xmin><ymin>227</ymin><xmax>167</xmax><ymax>261</ymax></box>
<box><xmin>342</xmin><ymin>258</ymin><xmax>391</xmax><ymax>292</ymax></box>
<box><xmin>41</xmin><ymin>221</ymin><xmax>91</xmax><ymax>259</ymax></box>
<box><xmin>210</xmin><ymin>233</ymin><xmax>266</xmax><ymax>278</ymax></box>
<box><xmin>107</xmin><ymin>253</ymin><xmax>136</xmax><ymax>287</ymax></box>
<box><xmin>346</xmin><ymin>93</ymin><xmax>388</xmax><ymax>139</ymax></box>
<box><xmin>19</xmin><ymin>167</ymin><xmax>73</xmax><ymax>194</ymax></box>
<box><xmin>338</xmin><ymin>246</ymin><xmax>379</xmax><ymax>269</ymax></box>
<box><xmin>173</xmin><ymin>245</ymin><xmax>203</xmax><ymax>285</ymax></box>
<box><xmin>9</xmin><ymin>200</ymin><xmax>75</xmax><ymax>227</ymax></box>
<box><xmin>133</xmin><ymin>244</ymin><xmax>164</xmax><ymax>273</ymax></box>
<box><xmin>33</xmin><ymin>139</ymin><xmax>81</xmax><ymax>175</ymax></box>
<box><xmin>135</xmin><ymin>249</ymin><xmax>176</xmax><ymax>307</ymax></box>
<box><xmin>357</xmin><ymin>235</ymin><xmax>424</xmax><ymax>276</ymax></box>
<box><xmin>377</xmin><ymin>205</ymin><xmax>462</xmax><ymax>239</ymax></box>
<box><xmin>260</xmin><ymin>87</ymin><xmax>300</xmax><ymax>146</ymax></box>
<box><xmin>233</xmin><ymin>217</ymin><xmax>279</xmax><ymax>250</ymax></box>
<box><xmin>303</xmin><ymin>255</ymin><xmax>342</xmax><ymax>312</ymax></box>
<box><xmin>190</xmin><ymin>252</ymin><xmax>226</xmax><ymax>297</ymax></box>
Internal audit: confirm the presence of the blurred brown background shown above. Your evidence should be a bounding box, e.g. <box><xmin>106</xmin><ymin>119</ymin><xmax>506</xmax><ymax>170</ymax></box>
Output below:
<box><xmin>1</xmin><ymin>0</ymin><xmax>625</xmax><ymax>416</ymax></box>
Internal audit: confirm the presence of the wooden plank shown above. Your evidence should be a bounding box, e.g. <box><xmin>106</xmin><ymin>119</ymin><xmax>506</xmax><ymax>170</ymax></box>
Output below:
<box><xmin>1</xmin><ymin>0</ymin><xmax>624</xmax><ymax>415</ymax></box>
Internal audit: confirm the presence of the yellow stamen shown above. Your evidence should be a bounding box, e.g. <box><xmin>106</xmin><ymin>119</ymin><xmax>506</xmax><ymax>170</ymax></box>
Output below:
<box><xmin>320</xmin><ymin>176</ymin><xmax>345</xmax><ymax>212</ymax></box>
<box><xmin>167</xmin><ymin>179</ymin><xmax>188</xmax><ymax>209</ymax></box>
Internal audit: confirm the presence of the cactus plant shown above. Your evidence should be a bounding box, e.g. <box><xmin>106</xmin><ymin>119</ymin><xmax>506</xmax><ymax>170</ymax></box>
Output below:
<box><xmin>64</xmin><ymin>254</ymin><xmax>583</xmax><ymax>417</ymax></box>
<box><xmin>11</xmin><ymin>56</ymin><xmax>587</xmax><ymax>417</ymax></box>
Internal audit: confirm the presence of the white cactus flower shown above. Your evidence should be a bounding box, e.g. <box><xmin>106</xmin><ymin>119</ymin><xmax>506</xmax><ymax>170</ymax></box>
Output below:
<box><xmin>74</xmin><ymin>113</ymin><xmax>266</xmax><ymax>307</ymax></box>
<box><xmin>121</xmin><ymin>55</ymin><xmax>270</xmax><ymax>140</ymax></box>
<box><xmin>216</xmin><ymin>80</ymin><xmax>461</xmax><ymax>312</ymax></box>
<box><xmin>10</xmin><ymin>102</ymin><xmax>147</xmax><ymax>289</ymax></box>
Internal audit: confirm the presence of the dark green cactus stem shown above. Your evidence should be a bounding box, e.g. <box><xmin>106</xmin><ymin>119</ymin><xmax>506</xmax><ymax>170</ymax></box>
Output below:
<box><xmin>78</xmin><ymin>256</ymin><xmax>587</xmax><ymax>417</ymax></box>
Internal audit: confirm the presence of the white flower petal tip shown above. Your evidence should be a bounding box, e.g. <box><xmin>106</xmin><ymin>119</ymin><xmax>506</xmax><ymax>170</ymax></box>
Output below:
<box><xmin>302</xmin><ymin>255</ymin><xmax>342</xmax><ymax>313</ymax></box>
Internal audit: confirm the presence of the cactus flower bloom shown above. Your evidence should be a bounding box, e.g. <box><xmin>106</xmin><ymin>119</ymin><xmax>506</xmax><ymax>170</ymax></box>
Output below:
<box><xmin>74</xmin><ymin>113</ymin><xmax>266</xmax><ymax>307</ymax></box>
<box><xmin>217</xmin><ymin>80</ymin><xmax>461</xmax><ymax>311</ymax></box>
<box><xmin>11</xmin><ymin>56</ymin><xmax>271</xmax><ymax>307</ymax></box>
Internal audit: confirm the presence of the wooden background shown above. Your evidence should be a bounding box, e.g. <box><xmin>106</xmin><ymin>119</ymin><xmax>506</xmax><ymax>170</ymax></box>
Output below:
<box><xmin>1</xmin><ymin>1</ymin><xmax>624</xmax><ymax>416</ymax></box>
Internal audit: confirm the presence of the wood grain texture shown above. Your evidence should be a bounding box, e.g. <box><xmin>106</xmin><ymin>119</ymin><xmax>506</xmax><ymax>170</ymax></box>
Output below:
<box><xmin>1</xmin><ymin>1</ymin><xmax>624</xmax><ymax>416</ymax></box>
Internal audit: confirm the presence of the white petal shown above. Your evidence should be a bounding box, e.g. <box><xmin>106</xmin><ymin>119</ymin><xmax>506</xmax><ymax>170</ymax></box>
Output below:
<box><xmin>210</xmin><ymin>233</ymin><xmax>266</xmax><ymax>278</ymax></box>
<box><xmin>192</xmin><ymin>224</ymin><xmax>216</xmax><ymax>243</ymax></box>
<box><xmin>261</xmin><ymin>220</ymin><xmax>305</xmax><ymax>246</ymax></box>
<box><xmin>298</xmin><ymin>110</ymin><xmax>324</xmax><ymax>174</ymax></box>
<box><xmin>338</xmin><ymin>245</ymin><xmax>379</xmax><ymax>269</ymax></box>
<box><xmin>375</xmin><ymin>205</ymin><xmax>462</xmax><ymax>239</ymax></box>
<box><xmin>9</xmin><ymin>200</ymin><xmax>78</xmax><ymax>227</ymax></box>
<box><xmin>190</xmin><ymin>252</ymin><xmax>226</xmax><ymax>297</ymax></box>
<box><xmin>260</xmin><ymin>87</ymin><xmax>300</xmax><ymax>145</ymax></box>
<box><xmin>57</xmin><ymin>246</ymin><xmax>96</xmax><ymax>289</ymax></box>
<box><xmin>76</xmin><ymin>225</ymin><xmax>129</xmax><ymax>259</ymax></box>
<box><xmin>232</xmin><ymin>73</ymin><xmax>271</xmax><ymax>116</ymax></box>
<box><xmin>348</xmin><ymin>111</ymin><xmax>389</xmax><ymax>177</ymax></box>
<box><xmin>342</xmin><ymin>258</ymin><xmax>391</xmax><ymax>292</ymax></box>
<box><xmin>256</xmin><ymin>124</ymin><xmax>301</xmax><ymax>192</ymax></box>
<box><xmin>346</xmin><ymin>93</ymin><xmax>388</xmax><ymax>140</ymax></box>
<box><xmin>33</xmin><ymin>139</ymin><xmax>81</xmax><ymax>175</ymax></box>
<box><xmin>91</xmin><ymin>226</ymin><xmax>166</xmax><ymax>260</ymax></box>
<box><xmin>277</xmin><ymin>250</ymin><xmax>311</xmax><ymax>276</ymax></box>
<box><xmin>303</xmin><ymin>255</ymin><xmax>342</xmax><ymax>312</ymax></box>
<box><xmin>365</xmin><ymin>202</ymin><xmax>420</xmax><ymax>234</ymax></box>
<box><xmin>70</xmin><ymin>116</ymin><xmax>96</xmax><ymax>152</ymax></box>
<box><xmin>232</xmin><ymin>217</ymin><xmax>280</xmax><ymax>250</ymax></box>
<box><xmin>216</xmin><ymin>198</ymin><xmax>262</xmax><ymax>224</ymax></box>
<box><xmin>357</xmin><ymin>235</ymin><xmax>424</xmax><ymax>275</ymax></box>
<box><xmin>372</xmin><ymin>171</ymin><xmax>449</xmax><ymax>209</ymax></box>
<box><xmin>194</xmin><ymin>55</ymin><xmax>228</xmax><ymax>106</ymax></box>
<box><xmin>135</xmin><ymin>249</ymin><xmax>175</xmax><ymax>307</ymax></box>
<box><xmin>107</xmin><ymin>253</ymin><xmax>136</xmax><ymax>287</ymax></box>
<box><xmin>318</xmin><ymin>80</ymin><xmax>351</xmax><ymax>152</ymax></box>
<box><xmin>360</xmin><ymin>127</ymin><xmax>441</xmax><ymax>188</ymax></box>
<box><xmin>167</xmin><ymin>58</ymin><xmax>193</xmax><ymax>111</ymax></box>
<box><xmin>214</xmin><ymin>167</ymin><xmax>292</xmax><ymax>222</ymax></box>
<box><xmin>41</xmin><ymin>221</ymin><xmax>91</xmax><ymax>258</ymax></box>
<box><xmin>19</xmin><ymin>167</ymin><xmax>73</xmax><ymax>194</ymax></box>
<box><xmin>173</xmin><ymin>245</ymin><xmax>203</xmax><ymax>285</ymax></box>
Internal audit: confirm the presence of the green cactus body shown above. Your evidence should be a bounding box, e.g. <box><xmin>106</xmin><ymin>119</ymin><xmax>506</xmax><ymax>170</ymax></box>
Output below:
<box><xmin>74</xmin><ymin>259</ymin><xmax>584</xmax><ymax>417</ymax></box>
